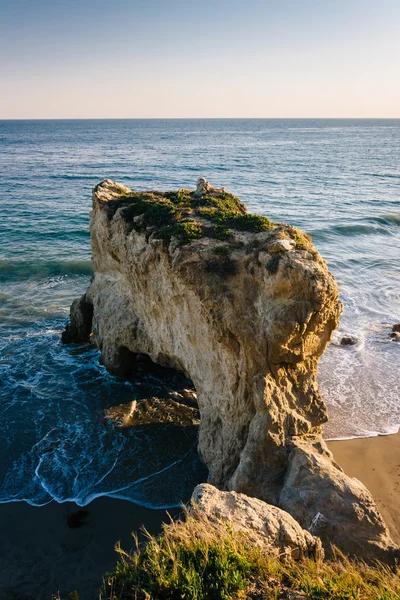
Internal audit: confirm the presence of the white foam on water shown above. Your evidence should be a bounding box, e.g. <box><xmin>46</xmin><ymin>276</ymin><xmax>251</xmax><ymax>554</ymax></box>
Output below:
<box><xmin>326</xmin><ymin>424</ymin><xmax>400</xmax><ymax>442</ymax></box>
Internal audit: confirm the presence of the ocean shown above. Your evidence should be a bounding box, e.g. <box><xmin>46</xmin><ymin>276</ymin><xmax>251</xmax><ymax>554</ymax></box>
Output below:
<box><xmin>0</xmin><ymin>118</ymin><xmax>399</xmax><ymax>508</ymax></box>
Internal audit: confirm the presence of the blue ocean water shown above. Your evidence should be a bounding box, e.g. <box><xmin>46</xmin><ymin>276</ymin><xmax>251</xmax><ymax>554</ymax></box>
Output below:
<box><xmin>0</xmin><ymin>119</ymin><xmax>399</xmax><ymax>507</ymax></box>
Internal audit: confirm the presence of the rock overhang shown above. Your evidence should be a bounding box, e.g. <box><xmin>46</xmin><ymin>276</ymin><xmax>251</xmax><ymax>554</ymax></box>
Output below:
<box><xmin>62</xmin><ymin>178</ymin><xmax>399</xmax><ymax>561</ymax></box>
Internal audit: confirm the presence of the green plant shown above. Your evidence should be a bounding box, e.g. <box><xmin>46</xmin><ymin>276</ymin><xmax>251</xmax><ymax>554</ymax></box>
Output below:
<box><xmin>213</xmin><ymin>245</ymin><xmax>230</xmax><ymax>258</ymax></box>
<box><xmin>100</xmin><ymin>509</ymin><xmax>400</xmax><ymax>600</ymax></box>
<box><xmin>289</xmin><ymin>227</ymin><xmax>313</xmax><ymax>251</ymax></box>
<box><xmin>158</xmin><ymin>219</ymin><xmax>204</xmax><ymax>245</ymax></box>
<box><xmin>197</xmin><ymin>205</ymin><xmax>272</xmax><ymax>233</ymax></box>
<box><xmin>165</xmin><ymin>189</ymin><xmax>194</xmax><ymax>207</ymax></box>
<box><xmin>229</xmin><ymin>213</ymin><xmax>272</xmax><ymax>232</ymax></box>
<box><xmin>197</xmin><ymin>192</ymin><xmax>246</xmax><ymax>215</ymax></box>
<box><xmin>108</xmin><ymin>184</ymin><xmax>276</xmax><ymax>245</ymax></box>
<box><xmin>101</xmin><ymin>520</ymin><xmax>254</xmax><ymax>600</ymax></box>
<box><xmin>209</xmin><ymin>225</ymin><xmax>234</xmax><ymax>241</ymax></box>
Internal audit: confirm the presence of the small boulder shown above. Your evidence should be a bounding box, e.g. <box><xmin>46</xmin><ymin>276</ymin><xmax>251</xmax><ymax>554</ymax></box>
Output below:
<box><xmin>194</xmin><ymin>177</ymin><xmax>212</xmax><ymax>197</ymax></box>
<box><xmin>191</xmin><ymin>483</ymin><xmax>323</xmax><ymax>561</ymax></box>
<box><xmin>267</xmin><ymin>239</ymin><xmax>295</xmax><ymax>254</ymax></box>
<box><xmin>392</xmin><ymin>324</ymin><xmax>400</xmax><ymax>333</ymax></box>
<box><xmin>340</xmin><ymin>336</ymin><xmax>358</xmax><ymax>346</ymax></box>
<box><xmin>390</xmin><ymin>332</ymin><xmax>400</xmax><ymax>342</ymax></box>
<box><xmin>61</xmin><ymin>294</ymin><xmax>93</xmax><ymax>344</ymax></box>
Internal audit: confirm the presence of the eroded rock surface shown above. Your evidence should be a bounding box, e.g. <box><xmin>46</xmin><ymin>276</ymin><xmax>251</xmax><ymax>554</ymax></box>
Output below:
<box><xmin>63</xmin><ymin>178</ymin><xmax>399</xmax><ymax>560</ymax></box>
<box><xmin>191</xmin><ymin>483</ymin><xmax>323</xmax><ymax>560</ymax></box>
<box><xmin>279</xmin><ymin>438</ymin><xmax>398</xmax><ymax>561</ymax></box>
<box><xmin>105</xmin><ymin>397</ymin><xmax>200</xmax><ymax>428</ymax></box>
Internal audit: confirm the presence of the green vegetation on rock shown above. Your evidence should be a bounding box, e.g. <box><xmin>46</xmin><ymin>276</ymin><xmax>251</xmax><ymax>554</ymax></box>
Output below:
<box><xmin>99</xmin><ymin>510</ymin><xmax>400</xmax><ymax>600</ymax></box>
<box><xmin>159</xmin><ymin>220</ymin><xmax>204</xmax><ymax>245</ymax></box>
<box><xmin>106</xmin><ymin>185</ymin><xmax>273</xmax><ymax>246</ymax></box>
<box><xmin>290</xmin><ymin>228</ymin><xmax>313</xmax><ymax>251</ymax></box>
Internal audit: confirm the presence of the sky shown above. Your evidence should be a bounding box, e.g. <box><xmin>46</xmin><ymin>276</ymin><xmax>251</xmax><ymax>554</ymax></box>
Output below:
<box><xmin>1</xmin><ymin>0</ymin><xmax>399</xmax><ymax>118</ymax></box>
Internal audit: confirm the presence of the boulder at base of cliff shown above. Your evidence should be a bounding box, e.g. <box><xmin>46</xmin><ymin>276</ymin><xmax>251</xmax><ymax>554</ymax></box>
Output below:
<box><xmin>61</xmin><ymin>293</ymin><xmax>93</xmax><ymax>344</ymax></box>
<box><xmin>279</xmin><ymin>438</ymin><xmax>399</xmax><ymax>563</ymax></box>
<box><xmin>191</xmin><ymin>483</ymin><xmax>324</xmax><ymax>561</ymax></box>
<box><xmin>340</xmin><ymin>335</ymin><xmax>358</xmax><ymax>346</ymax></box>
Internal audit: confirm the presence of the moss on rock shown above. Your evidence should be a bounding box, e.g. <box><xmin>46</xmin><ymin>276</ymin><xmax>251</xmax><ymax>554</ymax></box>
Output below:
<box><xmin>103</xmin><ymin>179</ymin><xmax>274</xmax><ymax>246</ymax></box>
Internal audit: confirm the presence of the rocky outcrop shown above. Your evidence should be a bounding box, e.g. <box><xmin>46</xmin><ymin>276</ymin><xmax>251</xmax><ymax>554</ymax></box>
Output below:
<box><xmin>105</xmin><ymin>396</ymin><xmax>200</xmax><ymax>428</ymax></box>
<box><xmin>340</xmin><ymin>335</ymin><xmax>358</xmax><ymax>346</ymax></box>
<box><xmin>61</xmin><ymin>293</ymin><xmax>93</xmax><ymax>344</ymax></box>
<box><xmin>279</xmin><ymin>439</ymin><xmax>397</xmax><ymax>561</ymax></box>
<box><xmin>63</xmin><ymin>178</ymin><xmax>399</xmax><ymax>560</ymax></box>
<box><xmin>191</xmin><ymin>483</ymin><xmax>323</xmax><ymax>560</ymax></box>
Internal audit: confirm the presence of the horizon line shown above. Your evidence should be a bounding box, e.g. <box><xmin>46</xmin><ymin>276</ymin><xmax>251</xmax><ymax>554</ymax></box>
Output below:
<box><xmin>1</xmin><ymin>116</ymin><xmax>400</xmax><ymax>122</ymax></box>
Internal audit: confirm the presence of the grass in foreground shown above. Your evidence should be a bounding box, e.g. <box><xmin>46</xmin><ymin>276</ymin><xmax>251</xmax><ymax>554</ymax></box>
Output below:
<box><xmin>98</xmin><ymin>509</ymin><xmax>400</xmax><ymax>600</ymax></box>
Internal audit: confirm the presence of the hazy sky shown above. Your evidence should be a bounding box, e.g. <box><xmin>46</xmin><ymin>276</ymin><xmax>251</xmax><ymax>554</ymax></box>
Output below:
<box><xmin>1</xmin><ymin>0</ymin><xmax>399</xmax><ymax>118</ymax></box>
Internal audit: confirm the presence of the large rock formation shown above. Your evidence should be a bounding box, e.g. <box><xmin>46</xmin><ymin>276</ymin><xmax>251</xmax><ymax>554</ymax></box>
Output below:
<box><xmin>64</xmin><ymin>178</ymin><xmax>399</xmax><ymax>560</ymax></box>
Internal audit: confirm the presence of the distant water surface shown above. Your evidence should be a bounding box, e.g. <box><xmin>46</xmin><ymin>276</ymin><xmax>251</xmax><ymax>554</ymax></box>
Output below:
<box><xmin>0</xmin><ymin>119</ymin><xmax>399</xmax><ymax>506</ymax></box>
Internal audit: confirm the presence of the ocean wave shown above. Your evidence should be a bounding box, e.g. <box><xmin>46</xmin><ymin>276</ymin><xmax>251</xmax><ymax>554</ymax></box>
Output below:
<box><xmin>0</xmin><ymin>259</ymin><xmax>93</xmax><ymax>281</ymax></box>
<box><xmin>366</xmin><ymin>172</ymin><xmax>400</xmax><ymax>179</ymax></box>
<box><xmin>47</xmin><ymin>174</ymin><xmax>98</xmax><ymax>181</ymax></box>
<box><xmin>325</xmin><ymin>424</ymin><xmax>400</xmax><ymax>442</ymax></box>
<box><xmin>311</xmin><ymin>213</ymin><xmax>400</xmax><ymax>241</ymax></box>
<box><xmin>0</xmin><ymin>229</ymin><xmax>90</xmax><ymax>243</ymax></box>
<box><xmin>330</xmin><ymin>223</ymin><xmax>392</xmax><ymax>236</ymax></box>
<box><xmin>367</xmin><ymin>214</ymin><xmax>400</xmax><ymax>227</ymax></box>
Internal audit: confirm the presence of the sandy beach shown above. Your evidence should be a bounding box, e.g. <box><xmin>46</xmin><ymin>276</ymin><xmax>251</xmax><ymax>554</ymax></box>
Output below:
<box><xmin>328</xmin><ymin>431</ymin><xmax>400</xmax><ymax>544</ymax></box>
<box><xmin>0</xmin><ymin>497</ymin><xmax>180</xmax><ymax>600</ymax></box>
<box><xmin>0</xmin><ymin>433</ymin><xmax>399</xmax><ymax>599</ymax></box>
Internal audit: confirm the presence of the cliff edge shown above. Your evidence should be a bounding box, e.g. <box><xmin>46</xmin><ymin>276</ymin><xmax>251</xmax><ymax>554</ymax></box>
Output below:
<box><xmin>63</xmin><ymin>178</ymin><xmax>398</xmax><ymax>560</ymax></box>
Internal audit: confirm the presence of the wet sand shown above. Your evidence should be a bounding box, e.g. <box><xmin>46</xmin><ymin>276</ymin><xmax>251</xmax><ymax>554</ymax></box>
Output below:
<box><xmin>0</xmin><ymin>497</ymin><xmax>180</xmax><ymax>600</ymax></box>
<box><xmin>1</xmin><ymin>434</ymin><xmax>399</xmax><ymax>599</ymax></box>
<box><xmin>328</xmin><ymin>431</ymin><xmax>400</xmax><ymax>544</ymax></box>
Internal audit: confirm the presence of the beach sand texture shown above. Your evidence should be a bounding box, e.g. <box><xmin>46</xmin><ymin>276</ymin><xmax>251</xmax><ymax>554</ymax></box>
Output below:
<box><xmin>0</xmin><ymin>434</ymin><xmax>399</xmax><ymax>599</ymax></box>
<box><xmin>0</xmin><ymin>497</ymin><xmax>179</xmax><ymax>600</ymax></box>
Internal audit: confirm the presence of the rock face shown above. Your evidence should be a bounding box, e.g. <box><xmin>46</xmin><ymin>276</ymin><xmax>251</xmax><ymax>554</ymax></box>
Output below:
<box><xmin>191</xmin><ymin>483</ymin><xmax>324</xmax><ymax>560</ymax></box>
<box><xmin>64</xmin><ymin>178</ymin><xmax>399</xmax><ymax>560</ymax></box>
<box><xmin>279</xmin><ymin>439</ymin><xmax>397</xmax><ymax>561</ymax></box>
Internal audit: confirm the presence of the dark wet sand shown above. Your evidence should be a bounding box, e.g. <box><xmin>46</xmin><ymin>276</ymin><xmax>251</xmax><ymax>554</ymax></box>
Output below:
<box><xmin>1</xmin><ymin>433</ymin><xmax>399</xmax><ymax>599</ymax></box>
<box><xmin>0</xmin><ymin>497</ymin><xmax>180</xmax><ymax>600</ymax></box>
<box><xmin>328</xmin><ymin>431</ymin><xmax>400</xmax><ymax>544</ymax></box>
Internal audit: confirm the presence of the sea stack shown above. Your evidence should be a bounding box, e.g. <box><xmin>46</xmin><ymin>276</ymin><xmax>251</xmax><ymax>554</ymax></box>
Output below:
<box><xmin>63</xmin><ymin>178</ymin><xmax>399</xmax><ymax>561</ymax></box>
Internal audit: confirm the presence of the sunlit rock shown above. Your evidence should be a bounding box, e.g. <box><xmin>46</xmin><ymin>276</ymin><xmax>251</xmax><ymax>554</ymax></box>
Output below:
<box><xmin>63</xmin><ymin>178</ymin><xmax>399</xmax><ymax>560</ymax></box>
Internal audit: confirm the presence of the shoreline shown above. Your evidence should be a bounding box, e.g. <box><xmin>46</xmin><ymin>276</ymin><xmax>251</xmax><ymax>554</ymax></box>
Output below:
<box><xmin>325</xmin><ymin>424</ymin><xmax>400</xmax><ymax>442</ymax></box>
<box><xmin>0</xmin><ymin>432</ymin><xmax>399</xmax><ymax>599</ymax></box>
